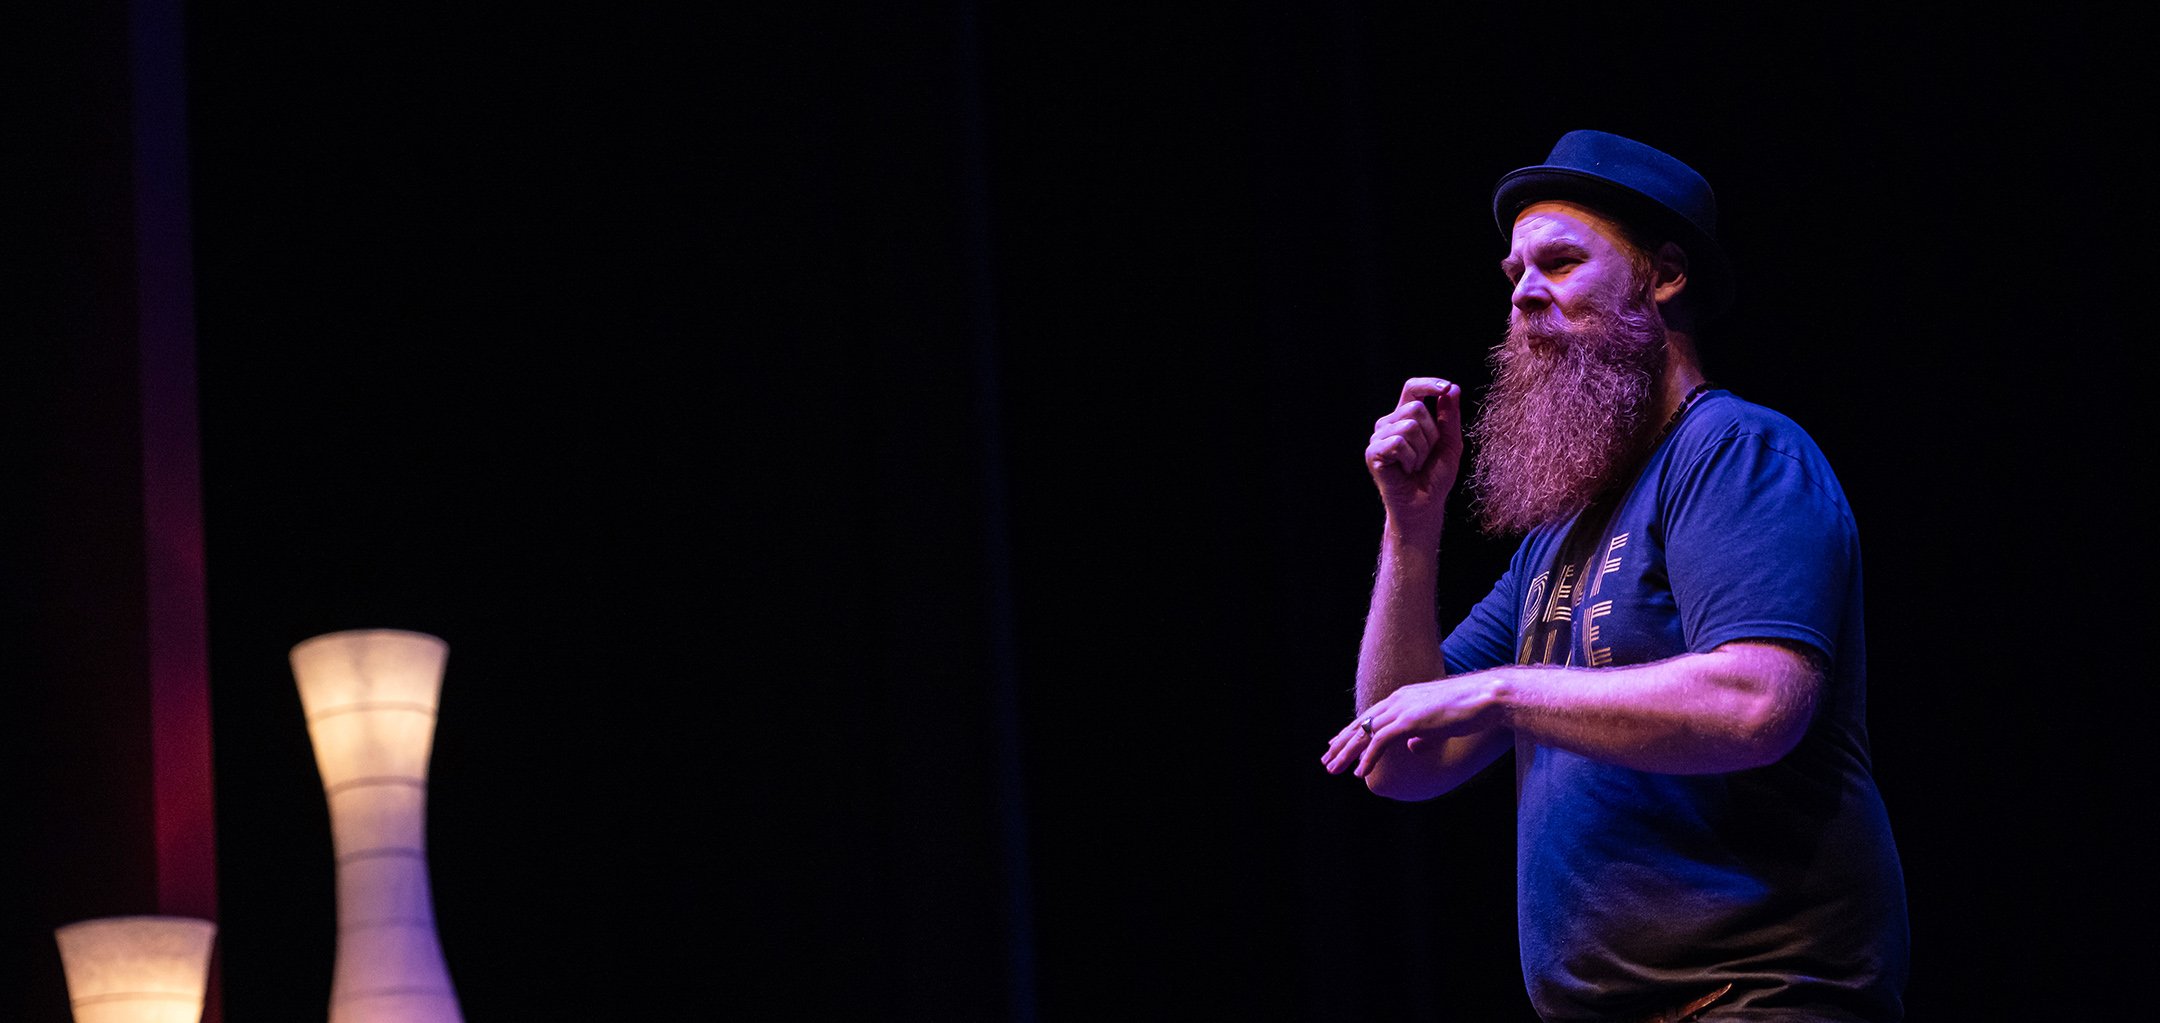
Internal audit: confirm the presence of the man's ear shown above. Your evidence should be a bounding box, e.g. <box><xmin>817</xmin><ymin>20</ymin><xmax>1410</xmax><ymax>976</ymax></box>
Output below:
<box><xmin>1651</xmin><ymin>241</ymin><xmax>1690</xmax><ymax>305</ymax></box>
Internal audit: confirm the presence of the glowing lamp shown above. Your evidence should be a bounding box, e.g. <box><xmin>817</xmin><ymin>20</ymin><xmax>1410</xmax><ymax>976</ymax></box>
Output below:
<box><xmin>52</xmin><ymin>915</ymin><xmax>217</xmax><ymax>1023</ymax></box>
<box><xmin>291</xmin><ymin>628</ymin><xmax>463</xmax><ymax>1023</ymax></box>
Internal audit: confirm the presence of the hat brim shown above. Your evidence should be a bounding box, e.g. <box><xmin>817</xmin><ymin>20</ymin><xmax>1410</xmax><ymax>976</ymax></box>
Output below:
<box><xmin>1493</xmin><ymin>166</ymin><xmax>1735</xmax><ymax>320</ymax></box>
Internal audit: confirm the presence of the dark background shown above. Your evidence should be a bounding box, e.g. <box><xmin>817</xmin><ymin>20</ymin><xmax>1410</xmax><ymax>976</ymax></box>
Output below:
<box><xmin>12</xmin><ymin>3</ymin><xmax>2148</xmax><ymax>1020</ymax></box>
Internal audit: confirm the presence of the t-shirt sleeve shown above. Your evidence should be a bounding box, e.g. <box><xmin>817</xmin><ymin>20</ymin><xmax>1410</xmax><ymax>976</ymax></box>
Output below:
<box><xmin>1442</xmin><ymin>550</ymin><xmax>1527</xmax><ymax>674</ymax></box>
<box><xmin>1663</xmin><ymin>427</ymin><xmax>1855</xmax><ymax>660</ymax></box>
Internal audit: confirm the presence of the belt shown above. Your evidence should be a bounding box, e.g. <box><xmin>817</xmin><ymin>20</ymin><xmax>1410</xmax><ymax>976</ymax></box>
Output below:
<box><xmin>1629</xmin><ymin>982</ymin><xmax>1734</xmax><ymax>1023</ymax></box>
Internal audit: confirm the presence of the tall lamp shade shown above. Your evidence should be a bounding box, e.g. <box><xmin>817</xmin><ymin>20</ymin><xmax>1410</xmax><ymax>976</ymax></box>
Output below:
<box><xmin>53</xmin><ymin>915</ymin><xmax>217</xmax><ymax>1023</ymax></box>
<box><xmin>292</xmin><ymin>628</ymin><xmax>464</xmax><ymax>1023</ymax></box>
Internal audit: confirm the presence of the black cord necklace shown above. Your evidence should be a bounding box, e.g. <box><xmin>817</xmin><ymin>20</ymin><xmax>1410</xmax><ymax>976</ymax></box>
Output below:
<box><xmin>1659</xmin><ymin>381</ymin><xmax>1715</xmax><ymax>442</ymax></box>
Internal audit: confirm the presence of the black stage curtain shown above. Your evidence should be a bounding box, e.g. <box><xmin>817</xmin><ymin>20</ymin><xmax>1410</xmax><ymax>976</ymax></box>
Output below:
<box><xmin>7</xmin><ymin>3</ymin><xmax>2133</xmax><ymax>1020</ymax></box>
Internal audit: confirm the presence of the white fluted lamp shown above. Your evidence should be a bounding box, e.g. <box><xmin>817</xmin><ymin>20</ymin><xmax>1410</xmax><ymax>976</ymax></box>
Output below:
<box><xmin>53</xmin><ymin>915</ymin><xmax>217</xmax><ymax>1023</ymax></box>
<box><xmin>292</xmin><ymin>628</ymin><xmax>463</xmax><ymax>1023</ymax></box>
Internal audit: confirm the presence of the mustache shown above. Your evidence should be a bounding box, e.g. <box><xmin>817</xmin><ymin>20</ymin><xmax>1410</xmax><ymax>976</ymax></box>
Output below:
<box><xmin>1506</xmin><ymin>292</ymin><xmax>1656</xmax><ymax>352</ymax></box>
<box><xmin>1506</xmin><ymin>309</ymin><xmax>1569</xmax><ymax>349</ymax></box>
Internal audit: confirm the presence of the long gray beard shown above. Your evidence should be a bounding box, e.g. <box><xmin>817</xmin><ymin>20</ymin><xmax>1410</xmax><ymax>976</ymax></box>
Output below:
<box><xmin>1466</xmin><ymin>297</ymin><xmax>1669</xmax><ymax>536</ymax></box>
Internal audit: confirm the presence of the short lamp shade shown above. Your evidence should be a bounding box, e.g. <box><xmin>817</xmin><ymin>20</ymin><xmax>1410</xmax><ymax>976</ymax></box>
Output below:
<box><xmin>53</xmin><ymin>916</ymin><xmax>216</xmax><ymax>1023</ymax></box>
<box><xmin>292</xmin><ymin>628</ymin><xmax>463</xmax><ymax>1023</ymax></box>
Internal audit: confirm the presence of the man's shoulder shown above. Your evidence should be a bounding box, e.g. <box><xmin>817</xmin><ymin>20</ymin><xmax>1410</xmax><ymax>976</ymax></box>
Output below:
<box><xmin>1664</xmin><ymin>390</ymin><xmax>1853</xmax><ymax>510</ymax></box>
<box><xmin>1682</xmin><ymin>390</ymin><xmax>1809</xmax><ymax>439</ymax></box>
<box><xmin>1672</xmin><ymin>391</ymin><xmax>1833</xmax><ymax>465</ymax></box>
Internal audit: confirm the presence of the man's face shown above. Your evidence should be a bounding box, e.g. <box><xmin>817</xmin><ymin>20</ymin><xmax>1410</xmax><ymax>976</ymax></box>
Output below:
<box><xmin>1499</xmin><ymin>201</ymin><xmax>1650</xmax><ymax>344</ymax></box>
<box><xmin>1466</xmin><ymin>200</ymin><xmax>1669</xmax><ymax>535</ymax></box>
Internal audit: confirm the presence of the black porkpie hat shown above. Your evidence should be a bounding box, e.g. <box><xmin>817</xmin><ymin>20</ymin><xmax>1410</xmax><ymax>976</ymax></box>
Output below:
<box><xmin>1492</xmin><ymin>130</ymin><xmax>1736</xmax><ymax>321</ymax></box>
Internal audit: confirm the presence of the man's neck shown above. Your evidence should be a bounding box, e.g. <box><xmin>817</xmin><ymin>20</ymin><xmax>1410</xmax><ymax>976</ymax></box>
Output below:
<box><xmin>1657</xmin><ymin>330</ymin><xmax>1707</xmax><ymax>423</ymax></box>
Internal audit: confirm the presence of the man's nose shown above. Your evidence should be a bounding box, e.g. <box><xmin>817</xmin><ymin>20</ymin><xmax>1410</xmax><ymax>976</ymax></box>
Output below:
<box><xmin>1511</xmin><ymin>270</ymin><xmax>1552</xmax><ymax>311</ymax></box>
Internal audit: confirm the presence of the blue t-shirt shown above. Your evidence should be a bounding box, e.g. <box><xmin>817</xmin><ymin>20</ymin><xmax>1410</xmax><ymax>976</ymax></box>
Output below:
<box><xmin>1441</xmin><ymin>391</ymin><xmax>1910</xmax><ymax>1021</ymax></box>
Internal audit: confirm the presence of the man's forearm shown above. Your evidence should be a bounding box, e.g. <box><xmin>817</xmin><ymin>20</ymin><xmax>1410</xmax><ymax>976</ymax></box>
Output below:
<box><xmin>1345</xmin><ymin>523</ymin><xmax>1518</xmax><ymax>801</ymax></box>
<box><xmin>1484</xmin><ymin>642</ymin><xmax>1821</xmax><ymax>774</ymax></box>
<box><xmin>1354</xmin><ymin>523</ymin><xmax>1446</xmax><ymax>714</ymax></box>
<box><xmin>1342</xmin><ymin>642</ymin><xmax>1819</xmax><ymax>794</ymax></box>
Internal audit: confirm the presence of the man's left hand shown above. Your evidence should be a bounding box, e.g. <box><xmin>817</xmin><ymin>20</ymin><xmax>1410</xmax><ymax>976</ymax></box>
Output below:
<box><xmin>1322</xmin><ymin>676</ymin><xmax>1505</xmax><ymax>778</ymax></box>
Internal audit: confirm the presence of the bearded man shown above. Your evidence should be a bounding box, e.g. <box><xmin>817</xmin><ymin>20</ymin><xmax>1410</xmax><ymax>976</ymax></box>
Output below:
<box><xmin>1322</xmin><ymin>131</ymin><xmax>1909</xmax><ymax>1021</ymax></box>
